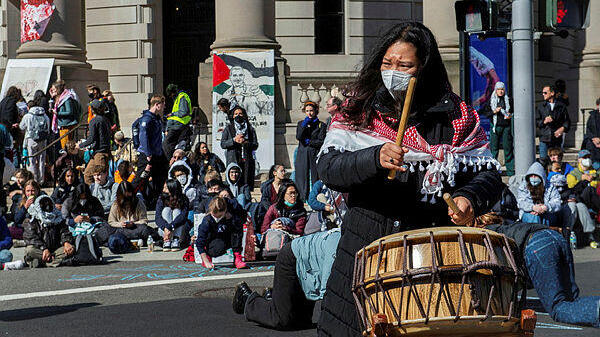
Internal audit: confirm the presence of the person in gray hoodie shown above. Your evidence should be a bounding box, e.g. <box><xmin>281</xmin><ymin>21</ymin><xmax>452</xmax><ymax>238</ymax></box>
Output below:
<box><xmin>168</xmin><ymin>159</ymin><xmax>196</xmax><ymax>204</ymax></box>
<box><xmin>90</xmin><ymin>168</ymin><xmax>118</xmax><ymax>217</ymax></box>
<box><xmin>517</xmin><ymin>161</ymin><xmax>562</xmax><ymax>227</ymax></box>
<box><xmin>19</xmin><ymin>106</ymin><xmax>50</xmax><ymax>183</ymax></box>
<box><xmin>225</xmin><ymin>162</ymin><xmax>251</xmax><ymax>208</ymax></box>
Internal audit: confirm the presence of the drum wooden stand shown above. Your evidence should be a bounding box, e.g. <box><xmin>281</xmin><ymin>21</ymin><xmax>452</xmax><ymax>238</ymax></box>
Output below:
<box><xmin>353</xmin><ymin>227</ymin><xmax>537</xmax><ymax>337</ymax></box>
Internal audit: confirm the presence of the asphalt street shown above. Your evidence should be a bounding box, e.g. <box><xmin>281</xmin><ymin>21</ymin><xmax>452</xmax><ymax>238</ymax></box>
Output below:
<box><xmin>1</xmin><ymin>245</ymin><xmax>600</xmax><ymax>336</ymax></box>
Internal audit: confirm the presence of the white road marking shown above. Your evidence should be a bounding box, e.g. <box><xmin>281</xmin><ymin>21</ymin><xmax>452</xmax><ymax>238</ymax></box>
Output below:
<box><xmin>0</xmin><ymin>271</ymin><xmax>274</xmax><ymax>302</ymax></box>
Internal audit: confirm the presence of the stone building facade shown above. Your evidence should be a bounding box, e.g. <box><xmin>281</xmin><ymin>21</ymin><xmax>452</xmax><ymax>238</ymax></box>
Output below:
<box><xmin>0</xmin><ymin>0</ymin><xmax>599</xmax><ymax>167</ymax></box>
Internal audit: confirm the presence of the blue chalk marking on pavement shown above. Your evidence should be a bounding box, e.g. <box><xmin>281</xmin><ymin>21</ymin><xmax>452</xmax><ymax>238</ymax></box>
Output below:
<box><xmin>59</xmin><ymin>264</ymin><xmax>275</xmax><ymax>282</ymax></box>
<box><xmin>535</xmin><ymin>322</ymin><xmax>584</xmax><ymax>331</ymax></box>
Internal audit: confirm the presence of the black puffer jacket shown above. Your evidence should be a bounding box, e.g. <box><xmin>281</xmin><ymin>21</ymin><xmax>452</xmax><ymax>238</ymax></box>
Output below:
<box><xmin>317</xmin><ymin>89</ymin><xmax>503</xmax><ymax>337</ymax></box>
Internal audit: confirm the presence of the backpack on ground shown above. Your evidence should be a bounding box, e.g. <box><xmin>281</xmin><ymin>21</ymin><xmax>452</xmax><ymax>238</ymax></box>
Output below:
<box><xmin>71</xmin><ymin>234</ymin><xmax>103</xmax><ymax>265</ymax></box>
<box><xmin>108</xmin><ymin>232</ymin><xmax>132</xmax><ymax>254</ymax></box>
<box><xmin>29</xmin><ymin>114</ymin><xmax>49</xmax><ymax>141</ymax></box>
<box><xmin>261</xmin><ymin>228</ymin><xmax>293</xmax><ymax>259</ymax></box>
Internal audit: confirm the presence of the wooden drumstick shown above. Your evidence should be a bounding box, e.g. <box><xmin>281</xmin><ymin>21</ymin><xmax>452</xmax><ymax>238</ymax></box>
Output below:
<box><xmin>443</xmin><ymin>193</ymin><xmax>463</xmax><ymax>216</ymax></box>
<box><xmin>387</xmin><ymin>77</ymin><xmax>417</xmax><ymax>180</ymax></box>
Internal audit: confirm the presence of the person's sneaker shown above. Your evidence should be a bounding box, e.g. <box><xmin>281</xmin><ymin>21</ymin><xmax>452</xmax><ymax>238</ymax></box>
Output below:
<box><xmin>232</xmin><ymin>282</ymin><xmax>252</xmax><ymax>314</ymax></box>
<box><xmin>234</xmin><ymin>252</ymin><xmax>247</xmax><ymax>269</ymax></box>
<box><xmin>3</xmin><ymin>260</ymin><xmax>26</xmax><ymax>270</ymax></box>
<box><xmin>171</xmin><ymin>238</ymin><xmax>180</xmax><ymax>251</ymax></box>
<box><xmin>591</xmin><ymin>241</ymin><xmax>598</xmax><ymax>249</ymax></box>
<box><xmin>162</xmin><ymin>240</ymin><xmax>171</xmax><ymax>252</ymax></box>
<box><xmin>12</xmin><ymin>239</ymin><xmax>25</xmax><ymax>248</ymax></box>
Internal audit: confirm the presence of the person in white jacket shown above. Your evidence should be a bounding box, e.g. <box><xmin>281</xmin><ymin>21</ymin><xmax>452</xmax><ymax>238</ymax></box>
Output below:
<box><xmin>19</xmin><ymin>106</ymin><xmax>50</xmax><ymax>183</ymax></box>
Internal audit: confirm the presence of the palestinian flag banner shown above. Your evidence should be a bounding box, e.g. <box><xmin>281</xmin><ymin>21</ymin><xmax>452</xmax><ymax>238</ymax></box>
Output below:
<box><xmin>21</xmin><ymin>0</ymin><xmax>55</xmax><ymax>43</ymax></box>
<box><xmin>212</xmin><ymin>50</ymin><xmax>275</xmax><ymax>172</ymax></box>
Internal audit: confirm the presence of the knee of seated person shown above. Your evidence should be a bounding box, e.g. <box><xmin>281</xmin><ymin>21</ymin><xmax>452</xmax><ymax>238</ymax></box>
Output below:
<box><xmin>0</xmin><ymin>250</ymin><xmax>13</xmax><ymax>262</ymax></box>
<box><xmin>207</xmin><ymin>239</ymin><xmax>227</xmax><ymax>257</ymax></box>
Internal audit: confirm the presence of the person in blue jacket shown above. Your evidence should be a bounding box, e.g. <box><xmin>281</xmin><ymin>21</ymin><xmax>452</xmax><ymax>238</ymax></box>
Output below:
<box><xmin>195</xmin><ymin>197</ymin><xmax>247</xmax><ymax>270</ymax></box>
<box><xmin>232</xmin><ymin>228</ymin><xmax>341</xmax><ymax>330</ymax></box>
<box><xmin>0</xmin><ymin>216</ymin><xmax>13</xmax><ymax>264</ymax></box>
<box><xmin>132</xmin><ymin>94</ymin><xmax>168</xmax><ymax>207</ymax></box>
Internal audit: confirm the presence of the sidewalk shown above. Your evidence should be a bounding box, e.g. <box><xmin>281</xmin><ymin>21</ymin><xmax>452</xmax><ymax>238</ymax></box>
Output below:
<box><xmin>10</xmin><ymin>210</ymin><xmax>187</xmax><ymax>262</ymax></box>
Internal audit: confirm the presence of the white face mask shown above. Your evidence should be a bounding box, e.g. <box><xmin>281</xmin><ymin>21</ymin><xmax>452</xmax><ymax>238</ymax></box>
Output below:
<box><xmin>529</xmin><ymin>176</ymin><xmax>542</xmax><ymax>187</ymax></box>
<box><xmin>581</xmin><ymin>158</ymin><xmax>592</xmax><ymax>168</ymax></box>
<box><xmin>381</xmin><ymin>70</ymin><xmax>413</xmax><ymax>99</ymax></box>
<box><xmin>176</xmin><ymin>175</ymin><xmax>187</xmax><ymax>186</ymax></box>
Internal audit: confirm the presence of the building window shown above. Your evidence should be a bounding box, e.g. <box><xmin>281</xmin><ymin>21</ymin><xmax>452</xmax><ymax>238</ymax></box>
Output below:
<box><xmin>315</xmin><ymin>0</ymin><xmax>344</xmax><ymax>54</ymax></box>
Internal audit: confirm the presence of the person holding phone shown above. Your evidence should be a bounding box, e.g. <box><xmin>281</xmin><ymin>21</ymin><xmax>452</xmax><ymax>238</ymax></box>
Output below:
<box><xmin>95</xmin><ymin>182</ymin><xmax>152</xmax><ymax>245</ymax></box>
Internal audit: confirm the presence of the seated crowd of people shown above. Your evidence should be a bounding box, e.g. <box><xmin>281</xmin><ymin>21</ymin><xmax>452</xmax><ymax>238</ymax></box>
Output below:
<box><xmin>0</xmin><ymin>83</ymin><xmax>345</xmax><ymax>272</ymax></box>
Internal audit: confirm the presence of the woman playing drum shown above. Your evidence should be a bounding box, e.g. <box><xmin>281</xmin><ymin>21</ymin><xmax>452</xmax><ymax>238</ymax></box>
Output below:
<box><xmin>316</xmin><ymin>22</ymin><xmax>503</xmax><ymax>337</ymax></box>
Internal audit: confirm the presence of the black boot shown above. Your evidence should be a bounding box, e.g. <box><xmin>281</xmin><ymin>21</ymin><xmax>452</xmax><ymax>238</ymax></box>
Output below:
<box><xmin>232</xmin><ymin>282</ymin><xmax>252</xmax><ymax>314</ymax></box>
<box><xmin>262</xmin><ymin>287</ymin><xmax>273</xmax><ymax>301</ymax></box>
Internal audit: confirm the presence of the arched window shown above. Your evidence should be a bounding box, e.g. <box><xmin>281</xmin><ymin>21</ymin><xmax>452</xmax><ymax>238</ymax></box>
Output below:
<box><xmin>315</xmin><ymin>0</ymin><xmax>344</xmax><ymax>54</ymax></box>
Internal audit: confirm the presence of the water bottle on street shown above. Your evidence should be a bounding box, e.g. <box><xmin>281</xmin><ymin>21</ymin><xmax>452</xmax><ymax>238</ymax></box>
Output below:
<box><xmin>570</xmin><ymin>231</ymin><xmax>577</xmax><ymax>250</ymax></box>
<box><xmin>147</xmin><ymin>236</ymin><xmax>154</xmax><ymax>253</ymax></box>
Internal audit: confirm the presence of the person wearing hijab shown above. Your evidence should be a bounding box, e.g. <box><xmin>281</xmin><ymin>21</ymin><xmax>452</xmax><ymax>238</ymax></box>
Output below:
<box><xmin>488</xmin><ymin>81</ymin><xmax>514</xmax><ymax>176</ymax></box>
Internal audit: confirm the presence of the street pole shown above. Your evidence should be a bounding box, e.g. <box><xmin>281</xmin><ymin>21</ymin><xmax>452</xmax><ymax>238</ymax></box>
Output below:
<box><xmin>512</xmin><ymin>0</ymin><xmax>536</xmax><ymax>176</ymax></box>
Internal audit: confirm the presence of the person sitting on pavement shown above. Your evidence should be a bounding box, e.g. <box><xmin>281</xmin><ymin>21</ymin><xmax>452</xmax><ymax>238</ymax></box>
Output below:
<box><xmin>567</xmin><ymin>150</ymin><xmax>600</xmax><ymax>190</ymax></box>
<box><xmin>196</xmin><ymin>170</ymin><xmax>223</xmax><ymax>203</ymax></box>
<box><xmin>517</xmin><ymin>161</ymin><xmax>562</xmax><ymax>226</ymax></box>
<box><xmin>474</xmin><ymin>213</ymin><xmax>600</xmax><ymax>328</ymax></box>
<box><xmin>23</xmin><ymin>195</ymin><xmax>74</xmax><ymax>268</ymax></box>
<box><xmin>61</xmin><ymin>183</ymin><xmax>105</xmax><ymax>235</ymax></box>
<box><xmin>112</xmin><ymin>131</ymin><xmax>137</xmax><ymax>167</ymax></box>
<box><xmin>261</xmin><ymin>181</ymin><xmax>307</xmax><ymax>236</ymax></box>
<box><xmin>168</xmin><ymin>160</ymin><xmax>196</xmax><ymax>203</ymax></box>
<box><xmin>196</xmin><ymin>197</ymin><xmax>247</xmax><ymax>269</ymax></box>
<box><xmin>13</xmin><ymin>180</ymin><xmax>42</xmax><ymax>230</ymax></box>
<box><xmin>53</xmin><ymin>140</ymin><xmax>85</xmax><ymax>183</ymax></box>
<box><xmin>225</xmin><ymin>163</ymin><xmax>251</xmax><ymax>209</ymax></box>
<box><xmin>0</xmin><ymin>216</ymin><xmax>25</xmax><ymax>270</ymax></box>
<box><xmin>51</xmin><ymin>168</ymin><xmax>80</xmax><ymax>211</ymax></box>
<box><xmin>156</xmin><ymin>179</ymin><xmax>191</xmax><ymax>252</ymax></box>
<box><xmin>90</xmin><ymin>167</ymin><xmax>118</xmax><ymax>217</ymax></box>
<box><xmin>7</xmin><ymin>169</ymin><xmax>33</xmax><ymax>220</ymax></box>
<box><xmin>95</xmin><ymin>181</ymin><xmax>152</xmax><ymax>246</ymax></box>
<box><xmin>233</xmin><ymin>228</ymin><xmax>341</xmax><ymax>330</ymax></box>
<box><xmin>190</xmin><ymin>141</ymin><xmax>225</xmax><ymax>185</ymax></box>
<box><xmin>260</xmin><ymin>165</ymin><xmax>286</xmax><ymax>210</ymax></box>
<box><xmin>547</xmin><ymin>147</ymin><xmax>574</xmax><ymax>180</ymax></box>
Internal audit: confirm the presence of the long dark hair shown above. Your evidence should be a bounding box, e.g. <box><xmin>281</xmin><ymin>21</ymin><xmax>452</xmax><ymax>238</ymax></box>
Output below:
<box><xmin>190</xmin><ymin>141</ymin><xmax>210</xmax><ymax>163</ymax></box>
<box><xmin>275</xmin><ymin>181</ymin><xmax>302</xmax><ymax>210</ymax></box>
<box><xmin>71</xmin><ymin>183</ymin><xmax>93</xmax><ymax>206</ymax></box>
<box><xmin>526</xmin><ymin>177</ymin><xmax>545</xmax><ymax>205</ymax></box>
<box><xmin>230</xmin><ymin>106</ymin><xmax>249</xmax><ymax>123</ymax></box>
<box><xmin>6</xmin><ymin>86</ymin><xmax>21</xmax><ymax>101</ymax></box>
<box><xmin>163</xmin><ymin>179</ymin><xmax>187</xmax><ymax>210</ymax></box>
<box><xmin>342</xmin><ymin>22</ymin><xmax>451</xmax><ymax>127</ymax></box>
<box><xmin>116</xmin><ymin>181</ymin><xmax>139</xmax><ymax>218</ymax></box>
<box><xmin>58</xmin><ymin>168</ymin><xmax>79</xmax><ymax>188</ymax></box>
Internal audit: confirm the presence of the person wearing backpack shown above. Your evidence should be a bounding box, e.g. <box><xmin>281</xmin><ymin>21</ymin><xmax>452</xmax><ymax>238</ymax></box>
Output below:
<box><xmin>19</xmin><ymin>106</ymin><xmax>50</xmax><ymax>184</ymax></box>
<box><xmin>77</xmin><ymin>99</ymin><xmax>112</xmax><ymax>185</ymax></box>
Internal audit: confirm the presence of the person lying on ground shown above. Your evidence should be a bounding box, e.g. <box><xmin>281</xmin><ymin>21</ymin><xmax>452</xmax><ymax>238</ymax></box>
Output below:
<box><xmin>474</xmin><ymin>213</ymin><xmax>600</xmax><ymax>327</ymax></box>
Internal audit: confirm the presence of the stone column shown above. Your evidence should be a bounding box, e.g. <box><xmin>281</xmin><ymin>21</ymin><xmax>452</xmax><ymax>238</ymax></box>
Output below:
<box><xmin>578</xmin><ymin>0</ymin><xmax>600</xmax><ymax>146</ymax></box>
<box><xmin>16</xmin><ymin>0</ymin><xmax>88</xmax><ymax>67</ymax></box>
<box><xmin>210</xmin><ymin>0</ymin><xmax>280</xmax><ymax>52</ymax></box>
<box><xmin>423</xmin><ymin>0</ymin><xmax>460</xmax><ymax>91</ymax></box>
